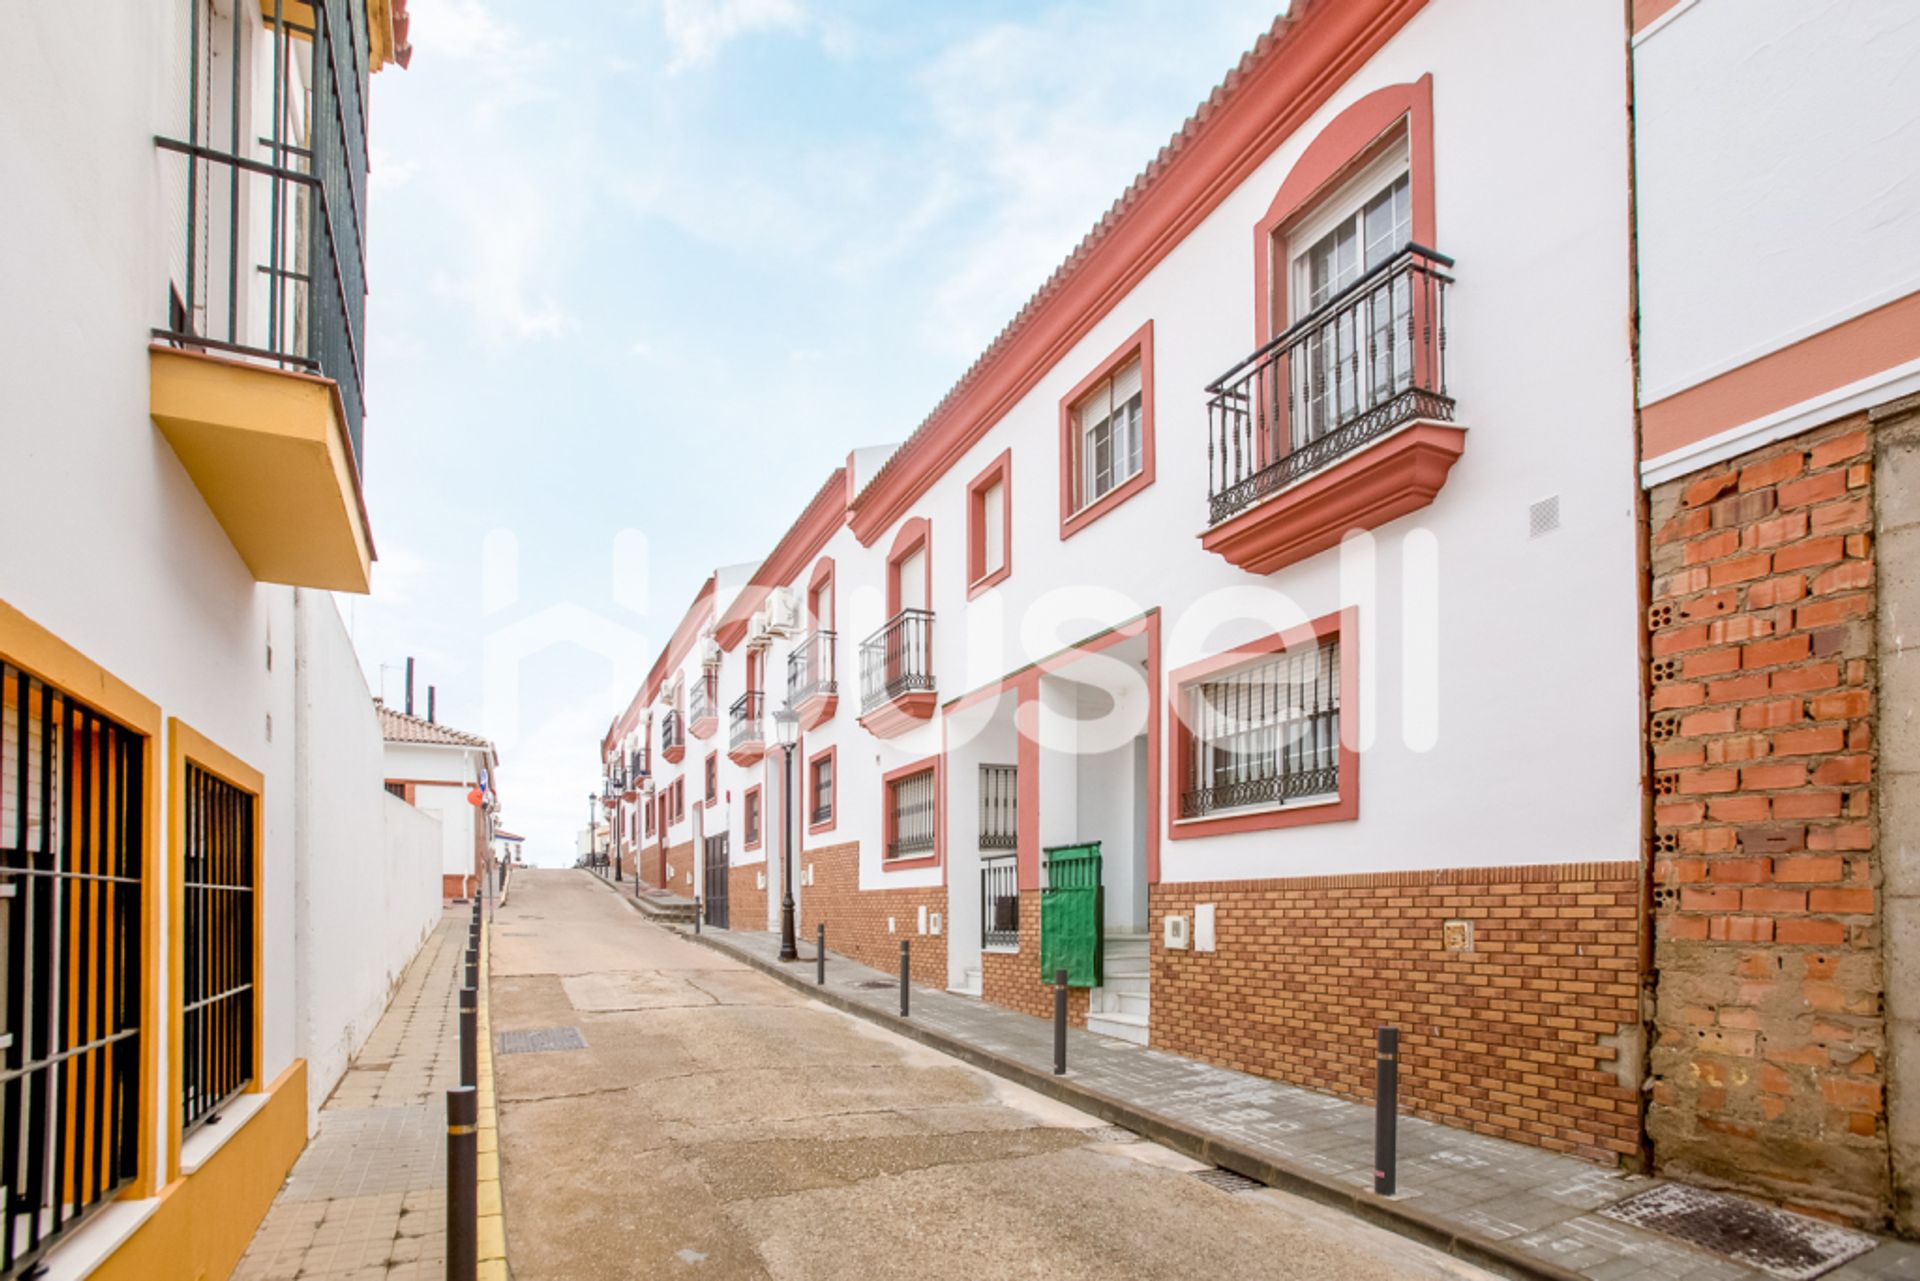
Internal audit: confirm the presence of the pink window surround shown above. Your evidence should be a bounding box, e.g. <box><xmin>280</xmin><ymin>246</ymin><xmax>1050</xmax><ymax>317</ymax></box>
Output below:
<box><xmin>1254</xmin><ymin>76</ymin><xmax>1435</xmax><ymax>345</ymax></box>
<box><xmin>1166</xmin><ymin>606</ymin><xmax>1360</xmax><ymax>841</ymax></box>
<box><xmin>885</xmin><ymin>517</ymin><xmax>932</xmax><ymax>616</ymax></box>
<box><xmin>880</xmin><ymin>755</ymin><xmax>941</xmax><ymax>871</ymax></box>
<box><xmin>808</xmin><ymin>557</ymin><xmax>835</xmax><ymax>631</ymax></box>
<box><xmin>1058</xmin><ymin>320</ymin><xmax>1156</xmax><ymax>541</ymax></box>
<box><xmin>807</xmin><ymin>743</ymin><xmax>837</xmax><ymax>834</ymax></box>
<box><xmin>966</xmin><ymin>449</ymin><xmax>1013</xmax><ymax>598</ymax></box>
<box><xmin>743</xmin><ymin>784</ymin><xmax>763</xmax><ymax>850</ymax></box>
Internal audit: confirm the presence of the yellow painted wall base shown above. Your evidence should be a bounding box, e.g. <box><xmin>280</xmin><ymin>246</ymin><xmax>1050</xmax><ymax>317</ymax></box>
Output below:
<box><xmin>92</xmin><ymin>1061</ymin><xmax>307</xmax><ymax>1281</ymax></box>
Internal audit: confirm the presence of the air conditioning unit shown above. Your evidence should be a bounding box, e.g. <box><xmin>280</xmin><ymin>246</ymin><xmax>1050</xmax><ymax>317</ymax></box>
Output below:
<box><xmin>701</xmin><ymin>636</ymin><xmax>723</xmax><ymax>670</ymax></box>
<box><xmin>766</xmin><ymin>587</ymin><xmax>800</xmax><ymax>636</ymax></box>
<box><xmin>747</xmin><ymin>610</ymin><xmax>771</xmax><ymax>648</ymax></box>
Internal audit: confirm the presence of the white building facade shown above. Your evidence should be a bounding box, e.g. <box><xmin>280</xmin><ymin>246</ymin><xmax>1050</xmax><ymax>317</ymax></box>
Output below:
<box><xmin>608</xmin><ymin>0</ymin><xmax>1647</xmax><ymax>1167</ymax></box>
<box><xmin>0</xmin><ymin>2</ymin><xmax>441</xmax><ymax>1278</ymax></box>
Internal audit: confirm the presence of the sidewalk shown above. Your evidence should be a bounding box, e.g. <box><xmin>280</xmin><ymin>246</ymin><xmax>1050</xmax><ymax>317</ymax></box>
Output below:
<box><xmin>677</xmin><ymin>912</ymin><xmax>1920</xmax><ymax>1281</ymax></box>
<box><xmin>234</xmin><ymin>911</ymin><xmax>467</xmax><ymax>1281</ymax></box>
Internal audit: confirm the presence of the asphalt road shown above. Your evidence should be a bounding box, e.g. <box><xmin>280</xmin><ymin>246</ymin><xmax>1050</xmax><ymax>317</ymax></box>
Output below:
<box><xmin>490</xmin><ymin>868</ymin><xmax>1498</xmax><ymax>1280</ymax></box>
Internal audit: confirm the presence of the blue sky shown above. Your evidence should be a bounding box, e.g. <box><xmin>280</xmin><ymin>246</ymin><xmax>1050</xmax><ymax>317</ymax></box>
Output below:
<box><xmin>349</xmin><ymin>0</ymin><xmax>1284</xmax><ymax>863</ymax></box>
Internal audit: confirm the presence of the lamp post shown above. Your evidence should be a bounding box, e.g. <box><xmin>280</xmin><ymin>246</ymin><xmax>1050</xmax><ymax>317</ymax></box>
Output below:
<box><xmin>586</xmin><ymin>792</ymin><xmax>595</xmax><ymax>869</ymax></box>
<box><xmin>773</xmin><ymin>703</ymin><xmax>801</xmax><ymax>961</ymax></box>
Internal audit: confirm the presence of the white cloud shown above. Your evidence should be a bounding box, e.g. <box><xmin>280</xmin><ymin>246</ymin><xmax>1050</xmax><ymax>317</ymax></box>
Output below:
<box><xmin>660</xmin><ymin>0</ymin><xmax>807</xmax><ymax>73</ymax></box>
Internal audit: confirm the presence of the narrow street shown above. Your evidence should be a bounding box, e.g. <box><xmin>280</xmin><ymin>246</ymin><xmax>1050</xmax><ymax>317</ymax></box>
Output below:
<box><xmin>488</xmin><ymin>869</ymin><xmax>1494</xmax><ymax>1280</ymax></box>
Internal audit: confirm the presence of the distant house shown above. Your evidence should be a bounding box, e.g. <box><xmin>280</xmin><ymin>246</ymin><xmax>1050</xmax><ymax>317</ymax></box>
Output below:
<box><xmin>492</xmin><ymin>828</ymin><xmax>526</xmax><ymax>874</ymax></box>
<box><xmin>379</xmin><ymin>701</ymin><xmax>501</xmax><ymax>900</ymax></box>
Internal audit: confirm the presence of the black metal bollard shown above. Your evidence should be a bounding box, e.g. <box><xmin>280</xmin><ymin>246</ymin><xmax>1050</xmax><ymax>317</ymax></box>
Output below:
<box><xmin>459</xmin><ymin>987</ymin><xmax>478</xmax><ymax>1090</ymax></box>
<box><xmin>899</xmin><ymin>939</ymin><xmax>911</xmax><ymax>1017</ymax></box>
<box><xmin>1054</xmin><ymin>968</ymin><xmax>1069</xmax><ymax>1075</ymax></box>
<box><xmin>1374</xmin><ymin>1026</ymin><xmax>1399</xmax><ymax>1196</ymax></box>
<box><xmin>816</xmin><ymin>923</ymin><xmax>826</xmax><ymax>986</ymax></box>
<box><xmin>446</xmin><ymin>1086</ymin><xmax>478</xmax><ymax>1281</ymax></box>
<box><xmin>693</xmin><ymin>897</ymin><xmax>702</xmax><ymax>934</ymax></box>
<box><xmin>465</xmin><ymin>946</ymin><xmax>478</xmax><ymax>992</ymax></box>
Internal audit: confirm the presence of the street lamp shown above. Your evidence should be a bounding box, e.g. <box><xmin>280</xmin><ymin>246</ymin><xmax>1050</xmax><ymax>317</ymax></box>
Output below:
<box><xmin>586</xmin><ymin>792</ymin><xmax>595</xmax><ymax>869</ymax></box>
<box><xmin>772</xmin><ymin>703</ymin><xmax>801</xmax><ymax>961</ymax></box>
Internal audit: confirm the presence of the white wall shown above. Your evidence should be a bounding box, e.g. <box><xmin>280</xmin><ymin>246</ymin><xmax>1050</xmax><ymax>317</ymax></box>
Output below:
<box><xmin>1634</xmin><ymin>0</ymin><xmax>1920</xmax><ymax>403</ymax></box>
<box><xmin>294</xmin><ymin>592</ymin><xmax>444</xmax><ymax>1122</ymax></box>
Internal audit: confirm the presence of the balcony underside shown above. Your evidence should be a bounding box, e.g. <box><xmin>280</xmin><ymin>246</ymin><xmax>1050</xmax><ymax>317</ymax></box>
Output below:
<box><xmin>728</xmin><ymin>742</ymin><xmax>767</xmax><ymax>767</ymax></box>
<box><xmin>858</xmin><ymin>691</ymin><xmax>936</xmax><ymax>739</ymax></box>
<box><xmin>1202</xmin><ymin>421</ymin><xmax>1466</xmax><ymax>576</ymax></box>
<box><xmin>149</xmin><ymin>345</ymin><xmax>374</xmax><ymax>593</ymax></box>
<box><xmin>689</xmin><ymin>715</ymin><xmax>718</xmax><ymax>741</ymax></box>
<box><xmin>661</xmin><ymin>744</ymin><xmax>686</xmax><ymax>765</ymax></box>
<box><xmin>795</xmin><ymin>690</ymin><xmax>837</xmax><ymax>731</ymax></box>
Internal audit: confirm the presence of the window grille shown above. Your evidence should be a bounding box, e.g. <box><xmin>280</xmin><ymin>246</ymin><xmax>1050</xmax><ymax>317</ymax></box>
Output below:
<box><xmin>744</xmin><ymin>791</ymin><xmax>761</xmax><ymax>846</ymax></box>
<box><xmin>0</xmin><ymin>661</ymin><xmax>144</xmax><ymax>1273</ymax></box>
<box><xmin>978</xmin><ymin>765</ymin><xmax>1017</xmax><ymax>850</ymax></box>
<box><xmin>810</xmin><ymin>757</ymin><xmax>833</xmax><ymax>826</ymax></box>
<box><xmin>1181</xmin><ymin>638</ymin><xmax>1341</xmax><ymax>818</ymax></box>
<box><xmin>180</xmin><ymin>762</ymin><xmax>255</xmax><ymax>1135</ymax></box>
<box><xmin>886</xmin><ymin>770</ymin><xmax>935</xmax><ymax>860</ymax></box>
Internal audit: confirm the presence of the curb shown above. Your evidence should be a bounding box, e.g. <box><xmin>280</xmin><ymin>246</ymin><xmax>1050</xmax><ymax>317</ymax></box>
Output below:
<box><xmin>476</xmin><ymin>915</ymin><xmax>510</xmax><ymax>1280</ymax></box>
<box><xmin>668</xmin><ymin>917</ymin><xmax>1585</xmax><ymax>1281</ymax></box>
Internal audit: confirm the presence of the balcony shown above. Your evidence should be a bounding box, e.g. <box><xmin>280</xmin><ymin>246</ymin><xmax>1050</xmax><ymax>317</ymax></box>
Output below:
<box><xmin>660</xmin><ymin>710</ymin><xmax>685</xmax><ymax>765</ymax></box>
<box><xmin>858</xmin><ymin>610</ymin><xmax>936</xmax><ymax>739</ymax></box>
<box><xmin>149</xmin><ymin>0</ymin><xmax>376</xmax><ymax>593</ymax></box>
<box><xmin>630</xmin><ymin>745</ymin><xmax>649</xmax><ymax>781</ymax></box>
<box><xmin>688</xmin><ymin>675</ymin><xmax>718</xmax><ymax>740</ymax></box>
<box><xmin>728</xmin><ymin>691</ymin><xmax>767</xmax><ymax>766</ymax></box>
<box><xmin>787</xmin><ymin>631</ymin><xmax>838</xmax><ymax>730</ymax></box>
<box><xmin>1201</xmin><ymin>245</ymin><xmax>1466</xmax><ymax>576</ymax></box>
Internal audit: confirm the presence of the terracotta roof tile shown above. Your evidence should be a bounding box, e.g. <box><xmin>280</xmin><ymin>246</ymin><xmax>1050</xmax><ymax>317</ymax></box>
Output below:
<box><xmin>376</xmin><ymin>701</ymin><xmax>494</xmax><ymax>752</ymax></box>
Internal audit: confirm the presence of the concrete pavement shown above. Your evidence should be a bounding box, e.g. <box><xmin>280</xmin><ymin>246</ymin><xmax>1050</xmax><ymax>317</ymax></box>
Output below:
<box><xmin>489</xmin><ymin>868</ymin><xmax>1497</xmax><ymax>1280</ymax></box>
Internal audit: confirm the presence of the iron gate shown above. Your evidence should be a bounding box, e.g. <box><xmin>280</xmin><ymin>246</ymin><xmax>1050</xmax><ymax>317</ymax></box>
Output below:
<box><xmin>703</xmin><ymin>834</ymin><xmax>729</xmax><ymax>929</ymax></box>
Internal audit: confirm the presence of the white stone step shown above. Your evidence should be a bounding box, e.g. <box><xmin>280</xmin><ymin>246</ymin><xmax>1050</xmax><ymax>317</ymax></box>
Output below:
<box><xmin>1085</xmin><ymin>1010</ymin><xmax>1149</xmax><ymax>1046</ymax></box>
<box><xmin>1099</xmin><ymin>972</ymin><xmax>1150</xmax><ymax>998</ymax></box>
<box><xmin>950</xmin><ymin>967</ymin><xmax>983</xmax><ymax>998</ymax></box>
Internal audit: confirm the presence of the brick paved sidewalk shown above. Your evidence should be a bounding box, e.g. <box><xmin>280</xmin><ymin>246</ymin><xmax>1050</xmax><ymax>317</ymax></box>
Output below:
<box><xmin>684</xmin><ymin>916</ymin><xmax>1920</xmax><ymax>1281</ymax></box>
<box><xmin>235</xmin><ymin>911</ymin><xmax>468</xmax><ymax>1281</ymax></box>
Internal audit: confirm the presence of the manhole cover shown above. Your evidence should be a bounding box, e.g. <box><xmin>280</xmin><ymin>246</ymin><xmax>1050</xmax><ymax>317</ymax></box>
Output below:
<box><xmin>1598</xmin><ymin>1184</ymin><xmax>1877</xmax><ymax>1280</ymax></box>
<box><xmin>497</xmin><ymin>1027</ymin><xmax>587</xmax><ymax>1055</ymax></box>
<box><xmin>1193</xmin><ymin>1168</ymin><xmax>1264</xmax><ymax>1195</ymax></box>
<box><xmin>1085</xmin><ymin>1125</ymin><xmax>1139</xmax><ymax>1144</ymax></box>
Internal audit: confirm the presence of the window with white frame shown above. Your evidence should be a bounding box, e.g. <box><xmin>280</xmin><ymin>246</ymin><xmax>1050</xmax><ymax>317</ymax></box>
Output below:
<box><xmin>1071</xmin><ymin>357</ymin><xmax>1143</xmax><ymax>511</ymax></box>
<box><xmin>1285</xmin><ymin>139</ymin><xmax>1414</xmax><ymax>444</ymax></box>
<box><xmin>1180</xmin><ymin>637</ymin><xmax>1341</xmax><ymax>818</ymax></box>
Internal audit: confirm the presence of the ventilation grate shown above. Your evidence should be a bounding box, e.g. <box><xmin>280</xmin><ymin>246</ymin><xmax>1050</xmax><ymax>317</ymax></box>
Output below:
<box><xmin>496</xmin><ymin>1027</ymin><xmax>588</xmax><ymax>1055</ymax></box>
<box><xmin>1598</xmin><ymin>1184</ymin><xmax>1877</xmax><ymax>1280</ymax></box>
<box><xmin>1529</xmin><ymin>495</ymin><xmax>1562</xmax><ymax>538</ymax></box>
<box><xmin>1193</xmin><ymin>1167</ymin><xmax>1265</xmax><ymax>1195</ymax></box>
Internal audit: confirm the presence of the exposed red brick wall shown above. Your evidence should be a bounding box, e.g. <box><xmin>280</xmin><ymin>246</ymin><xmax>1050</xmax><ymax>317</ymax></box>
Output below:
<box><xmin>981</xmin><ymin>897</ymin><xmax>1088</xmax><ymax>1028</ymax></box>
<box><xmin>1646</xmin><ymin>415</ymin><xmax>1886</xmax><ymax>1225</ymax></box>
<box><xmin>799</xmin><ymin>841</ymin><xmax>947</xmax><ymax>987</ymax></box>
<box><xmin>728</xmin><ymin>862</ymin><xmax>768</xmax><ymax>932</ymax></box>
<box><xmin>442</xmin><ymin>874</ymin><xmax>471</xmax><ymax>900</ymax></box>
<box><xmin>1149</xmin><ymin>863</ymin><xmax>1641</xmax><ymax>1164</ymax></box>
<box><xmin>661</xmin><ymin>840</ymin><xmax>694</xmax><ymax>896</ymax></box>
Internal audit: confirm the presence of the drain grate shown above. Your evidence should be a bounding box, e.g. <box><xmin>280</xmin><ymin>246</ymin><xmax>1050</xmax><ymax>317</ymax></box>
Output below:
<box><xmin>1084</xmin><ymin>1125</ymin><xmax>1140</xmax><ymax>1145</ymax></box>
<box><xmin>853</xmin><ymin>980</ymin><xmax>898</xmax><ymax>991</ymax></box>
<box><xmin>1193</xmin><ymin>1167</ymin><xmax>1264</xmax><ymax>1195</ymax></box>
<box><xmin>496</xmin><ymin>1027</ymin><xmax>588</xmax><ymax>1055</ymax></box>
<box><xmin>1598</xmin><ymin>1184</ymin><xmax>1877</xmax><ymax>1280</ymax></box>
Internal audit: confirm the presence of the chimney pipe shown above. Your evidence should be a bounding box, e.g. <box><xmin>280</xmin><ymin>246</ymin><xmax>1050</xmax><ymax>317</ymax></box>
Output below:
<box><xmin>405</xmin><ymin>657</ymin><xmax>415</xmax><ymax>716</ymax></box>
<box><xmin>428</xmin><ymin>686</ymin><xmax>437</xmax><ymax>724</ymax></box>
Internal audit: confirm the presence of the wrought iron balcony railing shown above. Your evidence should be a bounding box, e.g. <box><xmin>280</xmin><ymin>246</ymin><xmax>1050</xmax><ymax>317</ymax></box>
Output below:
<box><xmin>154</xmin><ymin>0</ymin><xmax>372</xmax><ymax>464</ymax></box>
<box><xmin>631</xmin><ymin>746</ymin><xmax>649</xmax><ymax>779</ymax></box>
<box><xmin>661</xmin><ymin>709</ymin><xmax>684</xmax><ymax>751</ymax></box>
<box><xmin>729</xmin><ymin>691</ymin><xmax>766</xmax><ymax>753</ymax></box>
<box><xmin>787</xmin><ymin>630</ymin><xmax>838</xmax><ymax>704</ymax></box>
<box><xmin>859</xmin><ymin>610</ymin><xmax>935</xmax><ymax>712</ymax></box>
<box><xmin>688</xmin><ymin>674</ymin><xmax>715</xmax><ymax>726</ymax></box>
<box><xmin>1206</xmin><ymin>244</ymin><xmax>1454</xmax><ymax>528</ymax></box>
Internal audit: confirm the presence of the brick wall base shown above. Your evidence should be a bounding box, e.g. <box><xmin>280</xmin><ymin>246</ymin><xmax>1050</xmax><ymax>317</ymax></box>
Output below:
<box><xmin>981</xmin><ymin>897</ymin><xmax>1088</xmax><ymax>1027</ymax></box>
<box><xmin>799</xmin><ymin>841</ymin><xmax>947</xmax><ymax>987</ymax></box>
<box><xmin>728</xmin><ymin>862</ymin><xmax>768</xmax><ymax>932</ymax></box>
<box><xmin>442</xmin><ymin>874</ymin><xmax>471</xmax><ymax>900</ymax></box>
<box><xmin>663</xmin><ymin>840</ymin><xmax>694</xmax><ymax>896</ymax></box>
<box><xmin>1647</xmin><ymin>413</ymin><xmax>1888</xmax><ymax>1226</ymax></box>
<box><xmin>1149</xmin><ymin>864</ymin><xmax>1642</xmax><ymax>1163</ymax></box>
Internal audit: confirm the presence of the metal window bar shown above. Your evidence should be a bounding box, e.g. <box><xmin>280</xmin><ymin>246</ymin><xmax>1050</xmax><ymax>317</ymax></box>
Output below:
<box><xmin>728</xmin><ymin>692</ymin><xmax>765</xmax><ymax>753</ymax></box>
<box><xmin>978</xmin><ymin>765</ymin><xmax>1017</xmax><ymax>850</ymax></box>
<box><xmin>382</xmin><ymin>781</ymin><xmax>405</xmax><ymax>799</ymax></box>
<box><xmin>1205</xmin><ymin>244</ymin><xmax>1453</xmax><ymax>527</ymax></box>
<box><xmin>886</xmin><ymin>771</ymin><xmax>935</xmax><ymax>860</ymax></box>
<box><xmin>153</xmin><ymin>0</ymin><xmax>372</xmax><ymax>466</ymax></box>
<box><xmin>0</xmin><ymin>662</ymin><xmax>143</xmax><ymax>1276</ymax></box>
<box><xmin>689</xmin><ymin>675</ymin><xmax>714</xmax><ymax>727</ymax></box>
<box><xmin>786</xmin><ymin>632</ymin><xmax>838</xmax><ymax>705</ymax></box>
<box><xmin>744</xmin><ymin>792</ymin><xmax>760</xmax><ymax>846</ymax></box>
<box><xmin>661</xmin><ymin>711</ymin><xmax>683</xmax><ymax>752</ymax></box>
<box><xmin>630</xmin><ymin>746</ymin><xmax>648</xmax><ymax>780</ymax></box>
<box><xmin>980</xmin><ymin>857</ymin><xmax>1018</xmax><ymax>951</ymax></box>
<box><xmin>180</xmin><ymin>763</ymin><xmax>255</xmax><ymax>1137</ymax></box>
<box><xmin>810</xmin><ymin>757</ymin><xmax>833</xmax><ymax>826</ymax></box>
<box><xmin>859</xmin><ymin>610</ymin><xmax>935</xmax><ymax>713</ymax></box>
<box><xmin>1180</xmin><ymin>639</ymin><xmax>1341</xmax><ymax>819</ymax></box>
